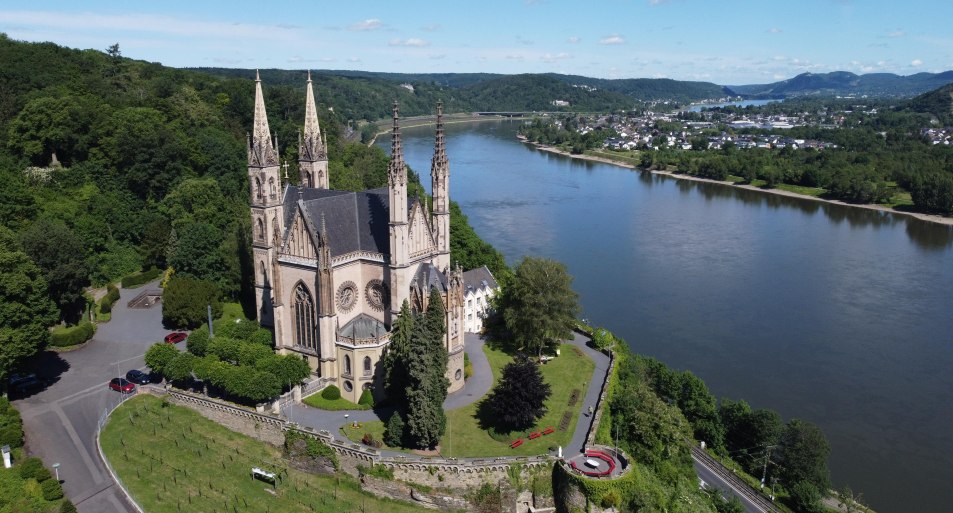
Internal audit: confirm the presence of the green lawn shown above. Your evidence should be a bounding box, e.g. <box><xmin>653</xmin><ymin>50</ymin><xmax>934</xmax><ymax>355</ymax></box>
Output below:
<box><xmin>343</xmin><ymin>343</ymin><xmax>595</xmax><ymax>457</ymax></box>
<box><xmin>775</xmin><ymin>183</ymin><xmax>826</xmax><ymax>197</ymax></box>
<box><xmin>584</xmin><ymin>149</ymin><xmax>642</xmax><ymax>165</ymax></box>
<box><xmin>302</xmin><ymin>394</ymin><xmax>370</xmax><ymax>411</ymax></box>
<box><xmin>100</xmin><ymin>395</ymin><xmax>429</xmax><ymax>513</ymax></box>
<box><xmin>219</xmin><ymin>302</ymin><xmax>247</xmax><ymax>322</ymax></box>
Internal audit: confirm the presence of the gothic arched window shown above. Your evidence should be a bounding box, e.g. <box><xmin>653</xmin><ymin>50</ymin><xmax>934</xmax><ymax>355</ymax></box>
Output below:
<box><xmin>256</xmin><ymin>218</ymin><xmax>265</xmax><ymax>240</ymax></box>
<box><xmin>269</xmin><ymin>177</ymin><xmax>277</xmax><ymax>199</ymax></box>
<box><xmin>363</xmin><ymin>356</ymin><xmax>372</xmax><ymax>376</ymax></box>
<box><xmin>255</xmin><ymin>177</ymin><xmax>263</xmax><ymax>201</ymax></box>
<box><xmin>305</xmin><ymin>171</ymin><xmax>313</xmax><ymax>188</ymax></box>
<box><xmin>292</xmin><ymin>283</ymin><xmax>316</xmax><ymax>351</ymax></box>
<box><xmin>259</xmin><ymin>261</ymin><xmax>267</xmax><ymax>284</ymax></box>
<box><xmin>344</xmin><ymin>355</ymin><xmax>352</xmax><ymax>376</ymax></box>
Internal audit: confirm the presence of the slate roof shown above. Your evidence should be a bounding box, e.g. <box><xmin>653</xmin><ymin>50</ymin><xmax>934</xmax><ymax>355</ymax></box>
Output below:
<box><xmin>462</xmin><ymin>266</ymin><xmax>499</xmax><ymax>293</ymax></box>
<box><xmin>282</xmin><ymin>185</ymin><xmax>415</xmax><ymax>258</ymax></box>
<box><xmin>339</xmin><ymin>313</ymin><xmax>388</xmax><ymax>339</ymax></box>
<box><xmin>411</xmin><ymin>263</ymin><xmax>449</xmax><ymax>293</ymax></box>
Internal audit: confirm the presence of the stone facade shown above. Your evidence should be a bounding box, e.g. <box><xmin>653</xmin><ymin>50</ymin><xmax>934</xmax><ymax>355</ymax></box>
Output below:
<box><xmin>248</xmin><ymin>73</ymin><xmax>465</xmax><ymax>403</ymax></box>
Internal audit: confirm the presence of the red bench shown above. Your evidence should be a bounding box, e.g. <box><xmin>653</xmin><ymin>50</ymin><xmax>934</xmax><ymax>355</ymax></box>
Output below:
<box><xmin>570</xmin><ymin>449</ymin><xmax>616</xmax><ymax>477</ymax></box>
<box><xmin>510</xmin><ymin>438</ymin><xmax>524</xmax><ymax>449</ymax></box>
<box><xmin>542</xmin><ymin>426</ymin><xmax>555</xmax><ymax>435</ymax></box>
<box><xmin>529</xmin><ymin>431</ymin><xmax>541</xmax><ymax>440</ymax></box>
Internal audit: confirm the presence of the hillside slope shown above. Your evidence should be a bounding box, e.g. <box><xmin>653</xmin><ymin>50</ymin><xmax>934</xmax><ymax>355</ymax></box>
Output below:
<box><xmin>730</xmin><ymin>70</ymin><xmax>953</xmax><ymax>98</ymax></box>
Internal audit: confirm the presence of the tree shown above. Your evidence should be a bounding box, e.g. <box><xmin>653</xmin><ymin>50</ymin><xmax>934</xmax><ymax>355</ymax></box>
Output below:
<box><xmin>144</xmin><ymin>343</ymin><xmax>179</xmax><ymax>376</ymax></box>
<box><xmin>168</xmin><ymin>222</ymin><xmax>227</xmax><ymax>286</ymax></box>
<box><xmin>255</xmin><ymin>354</ymin><xmax>310</xmax><ymax>389</ymax></box>
<box><xmin>677</xmin><ymin>371</ymin><xmax>723</xmax><ymax>449</ymax></box>
<box><xmin>381</xmin><ymin>301</ymin><xmax>414</xmax><ymax>404</ymax></box>
<box><xmin>788</xmin><ymin>481</ymin><xmax>824</xmax><ymax>513</ymax></box>
<box><xmin>0</xmin><ymin>227</ymin><xmax>57</xmax><ymax>381</ymax></box>
<box><xmin>609</xmin><ymin>381</ymin><xmax>693</xmax><ymax>470</ymax></box>
<box><xmin>164</xmin><ymin>352</ymin><xmax>196</xmax><ymax>383</ymax></box>
<box><xmin>403</xmin><ymin>304</ymin><xmax>448</xmax><ymax>449</ymax></box>
<box><xmin>384</xmin><ymin>412</ymin><xmax>405</xmax><ymax>447</ymax></box>
<box><xmin>19</xmin><ymin>219</ymin><xmax>89</xmax><ymax>322</ymax></box>
<box><xmin>483</xmin><ymin>355</ymin><xmax>551</xmax><ymax>432</ymax></box>
<box><xmin>777</xmin><ymin>419</ymin><xmax>831</xmax><ymax>493</ymax></box>
<box><xmin>162</xmin><ymin>276</ymin><xmax>221</xmax><ymax>329</ymax></box>
<box><xmin>501</xmin><ymin>256</ymin><xmax>580</xmax><ymax>356</ymax></box>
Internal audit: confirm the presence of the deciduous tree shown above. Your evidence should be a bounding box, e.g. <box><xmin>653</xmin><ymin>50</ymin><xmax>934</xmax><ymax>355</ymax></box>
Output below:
<box><xmin>501</xmin><ymin>256</ymin><xmax>579</xmax><ymax>356</ymax></box>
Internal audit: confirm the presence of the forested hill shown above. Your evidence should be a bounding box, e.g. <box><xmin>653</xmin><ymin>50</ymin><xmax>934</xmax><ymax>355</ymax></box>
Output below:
<box><xmin>907</xmin><ymin>82</ymin><xmax>953</xmax><ymax>126</ymax></box>
<box><xmin>193</xmin><ymin>67</ymin><xmax>731</xmax><ymax>115</ymax></box>
<box><xmin>729</xmin><ymin>70</ymin><xmax>953</xmax><ymax>98</ymax></box>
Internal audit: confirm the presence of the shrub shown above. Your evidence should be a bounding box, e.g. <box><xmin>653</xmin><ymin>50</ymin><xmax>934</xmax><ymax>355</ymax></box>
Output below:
<box><xmin>384</xmin><ymin>412</ymin><xmax>404</xmax><ymax>447</ymax></box>
<box><xmin>358</xmin><ymin>389</ymin><xmax>374</xmax><ymax>407</ymax></box>
<box><xmin>0</xmin><ymin>398</ymin><xmax>24</xmax><ymax>448</ymax></box>
<box><xmin>217</xmin><ymin>318</ymin><xmax>259</xmax><ymax>341</ymax></box>
<box><xmin>144</xmin><ymin>342</ymin><xmax>180</xmax><ymax>376</ymax></box>
<box><xmin>186</xmin><ymin>325</ymin><xmax>210</xmax><ymax>356</ymax></box>
<box><xmin>162</xmin><ymin>276</ymin><xmax>221</xmax><ymax>329</ymax></box>
<box><xmin>250</xmin><ymin>328</ymin><xmax>274</xmax><ymax>347</ymax></box>
<box><xmin>120</xmin><ymin>267</ymin><xmax>162</xmax><ymax>288</ymax></box>
<box><xmin>357</xmin><ymin>464</ymin><xmax>394</xmax><ymax>480</ymax></box>
<box><xmin>41</xmin><ymin>478</ymin><xmax>64</xmax><ymax>500</ymax></box>
<box><xmin>59</xmin><ymin>500</ymin><xmax>78</xmax><ymax>513</ymax></box>
<box><xmin>361</xmin><ymin>433</ymin><xmax>382</xmax><ymax>448</ymax></box>
<box><xmin>17</xmin><ymin>457</ymin><xmax>51</xmax><ymax>481</ymax></box>
<box><xmin>99</xmin><ymin>284</ymin><xmax>120</xmax><ymax>314</ymax></box>
<box><xmin>321</xmin><ymin>385</ymin><xmax>341</xmax><ymax>400</ymax></box>
<box><xmin>50</xmin><ymin>321</ymin><xmax>95</xmax><ymax>347</ymax></box>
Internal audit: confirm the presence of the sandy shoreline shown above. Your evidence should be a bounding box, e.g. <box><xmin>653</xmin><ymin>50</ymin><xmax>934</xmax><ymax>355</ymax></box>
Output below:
<box><xmin>518</xmin><ymin>136</ymin><xmax>953</xmax><ymax>227</ymax></box>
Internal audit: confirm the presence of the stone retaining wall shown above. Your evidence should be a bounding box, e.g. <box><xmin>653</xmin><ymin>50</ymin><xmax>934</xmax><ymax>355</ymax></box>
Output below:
<box><xmin>165</xmin><ymin>388</ymin><xmax>286</xmax><ymax>446</ymax></box>
<box><xmin>585</xmin><ymin>348</ymin><xmax>615</xmax><ymax>448</ymax></box>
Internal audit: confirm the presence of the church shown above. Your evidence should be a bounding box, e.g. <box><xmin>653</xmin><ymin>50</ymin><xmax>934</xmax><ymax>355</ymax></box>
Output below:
<box><xmin>248</xmin><ymin>72</ymin><xmax>466</xmax><ymax>404</ymax></box>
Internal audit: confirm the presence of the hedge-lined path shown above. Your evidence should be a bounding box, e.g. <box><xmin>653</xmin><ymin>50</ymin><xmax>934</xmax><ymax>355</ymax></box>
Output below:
<box><xmin>14</xmin><ymin>279</ymin><xmax>168</xmax><ymax>513</ymax></box>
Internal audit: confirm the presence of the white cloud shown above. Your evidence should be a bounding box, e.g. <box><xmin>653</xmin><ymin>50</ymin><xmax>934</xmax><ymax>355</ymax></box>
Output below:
<box><xmin>347</xmin><ymin>57</ymin><xmax>362</xmax><ymax>63</ymax></box>
<box><xmin>887</xmin><ymin>30</ymin><xmax>905</xmax><ymax>38</ymax></box>
<box><xmin>349</xmin><ymin>18</ymin><xmax>382</xmax><ymax>31</ymax></box>
<box><xmin>541</xmin><ymin>52</ymin><xmax>571</xmax><ymax>63</ymax></box>
<box><xmin>567</xmin><ymin>36</ymin><xmax>580</xmax><ymax>44</ymax></box>
<box><xmin>911</xmin><ymin>58</ymin><xmax>923</xmax><ymax>66</ymax></box>
<box><xmin>599</xmin><ymin>34</ymin><xmax>625</xmax><ymax>45</ymax></box>
<box><xmin>429</xmin><ymin>53</ymin><xmax>446</xmax><ymax>60</ymax></box>
<box><xmin>420</xmin><ymin>23</ymin><xmax>441</xmax><ymax>32</ymax></box>
<box><xmin>388</xmin><ymin>38</ymin><xmax>429</xmax><ymax>47</ymax></box>
<box><xmin>648</xmin><ymin>0</ymin><xmax>670</xmax><ymax>5</ymax></box>
<box><xmin>768</xmin><ymin>27</ymin><xmax>782</xmax><ymax>33</ymax></box>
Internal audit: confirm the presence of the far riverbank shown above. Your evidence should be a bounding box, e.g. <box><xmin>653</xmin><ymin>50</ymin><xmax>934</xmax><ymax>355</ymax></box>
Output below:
<box><xmin>518</xmin><ymin>136</ymin><xmax>953</xmax><ymax>227</ymax></box>
<box><xmin>364</xmin><ymin>113</ymin><xmax>531</xmax><ymax>146</ymax></box>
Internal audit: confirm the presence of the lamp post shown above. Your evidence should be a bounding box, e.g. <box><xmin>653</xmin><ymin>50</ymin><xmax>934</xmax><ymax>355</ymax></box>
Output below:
<box><xmin>52</xmin><ymin>463</ymin><xmax>60</xmax><ymax>482</ymax></box>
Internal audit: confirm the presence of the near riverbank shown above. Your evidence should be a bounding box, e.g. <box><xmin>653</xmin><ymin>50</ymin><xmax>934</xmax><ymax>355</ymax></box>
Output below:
<box><xmin>519</xmin><ymin>136</ymin><xmax>953</xmax><ymax>227</ymax></box>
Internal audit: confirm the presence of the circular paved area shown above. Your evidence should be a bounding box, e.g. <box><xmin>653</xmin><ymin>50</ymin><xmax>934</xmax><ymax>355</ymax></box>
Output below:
<box><xmin>567</xmin><ymin>449</ymin><xmax>625</xmax><ymax>478</ymax></box>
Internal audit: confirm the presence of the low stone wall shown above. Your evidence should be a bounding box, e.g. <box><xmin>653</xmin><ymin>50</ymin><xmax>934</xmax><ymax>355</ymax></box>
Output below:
<box><xmin>585</xmin><ymin>349</ymin><xmax>615</xmax><ymax>448</ymax></box>
<box><xmin>165</xmin><ymin>388</ymin><xmax>286</xmax><ymax>446</ymax></box>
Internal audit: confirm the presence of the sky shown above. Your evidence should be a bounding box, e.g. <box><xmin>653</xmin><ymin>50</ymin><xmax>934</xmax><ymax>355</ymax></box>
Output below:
<box><xmin>2</xmin><ymin>0</ymin><xmax>953</xmax><ymax>85</ymax></box>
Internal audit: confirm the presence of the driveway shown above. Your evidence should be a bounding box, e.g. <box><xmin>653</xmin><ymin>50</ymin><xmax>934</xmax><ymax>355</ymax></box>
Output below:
<box><xmin>13</xmin><ymin>281</ymin><xmax>173</xmax><ymax>513</ymax></box>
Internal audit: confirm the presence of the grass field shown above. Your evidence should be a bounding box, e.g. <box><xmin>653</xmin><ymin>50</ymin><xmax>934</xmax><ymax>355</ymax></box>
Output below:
<box><xmin>302</xmin><ymin>394</ymin><xmax>370</xmax><ymax>411</ymax></box>
<box><xmin>101</xmin><ymin>395</ymin><xmax>430</xmax><ymax>513</ymax></box>
<box><xmin>342</xmin><ymin>343</ymin><xmax>595</xmax><ymax>458</ymax></box>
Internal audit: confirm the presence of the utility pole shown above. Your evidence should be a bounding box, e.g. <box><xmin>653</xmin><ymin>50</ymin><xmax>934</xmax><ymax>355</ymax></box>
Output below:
<box><xmin>761</xmin><ymin>445</ymin><xmax>776</xmax><ymax>489</ymax></box>
<box><xmin>207</xmin><ymin>305</ymin><xmax>214</xmax><ymax>338</ymax></box>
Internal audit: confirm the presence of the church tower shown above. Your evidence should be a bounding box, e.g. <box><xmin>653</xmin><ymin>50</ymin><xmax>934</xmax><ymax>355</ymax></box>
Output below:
<box><xmin>431</xmin><ymin>101</ymin><xmax>451</xmax><ymax>272</ymax></box>
<box><xmin>388</xmin><ymin>103</ymin><xmax>410</xmax><ymax>319</ymax></box>
<box><xmin>298</xmin><ymin>71</ymin><xmax>329</xmax><ymax>189</ymax></box>
<box><xmin>248</xmin><ymin>70</ymin><xmax>283</xmax><ymax>327</ymax></box>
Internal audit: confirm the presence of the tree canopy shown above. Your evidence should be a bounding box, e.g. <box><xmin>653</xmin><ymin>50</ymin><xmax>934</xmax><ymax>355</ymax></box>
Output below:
<box><xmin>501</xmin><ymin>256</ymin><xmax>580</xmax><ymax>356</ymax></box>
<box><xmin>483</xmin><ymin>355</ymin><xmax>551</xmax><ymax>432</ymax></box>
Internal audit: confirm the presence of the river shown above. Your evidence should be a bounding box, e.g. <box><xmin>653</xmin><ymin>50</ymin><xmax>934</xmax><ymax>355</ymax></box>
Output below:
<box><xmin>379</xmin><ymin>120</ymin><xmax>953</xmax><ymax>513</ymax></box>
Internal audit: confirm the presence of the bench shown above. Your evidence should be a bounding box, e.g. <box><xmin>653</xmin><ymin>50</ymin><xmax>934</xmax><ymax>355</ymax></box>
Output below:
<box><xmin>510</xmin><ymin>438</ymin><xmax>524</xmax><ymax>449</ymax></box>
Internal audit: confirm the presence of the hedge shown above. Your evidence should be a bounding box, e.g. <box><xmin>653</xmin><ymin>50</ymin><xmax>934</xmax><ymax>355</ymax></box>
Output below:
<box><xmin>120</xmin><ymin>267</ymin><xmax>162</xmax><ymax>288</ymax></box>
<box><xmin>99</xmin><ymin>284</ymin><xmax>120</xmax><ymax>314</ymax></box>
<box><xmin>41</xmin><ymin>478</ymin><xmax>64</xmax><ymax>500</ymax></box>
<box><xmin>50</xmin><ymin>322</ymin><xmax>95</xmax><ymax>347</ymax></box>
<box><xmin>17</xmin><ymin>457</ymin><xmax>51</xmax><ymax>482</ymax></box>
<box><xmin>322</xmin><ymin>385</ymin><xmax>341</xmax><ymax>400</ymax></box>
<box><xmin>0</xmin><ymin>397</ymin><xmax>24</xmax><ymax>448</ymax></box>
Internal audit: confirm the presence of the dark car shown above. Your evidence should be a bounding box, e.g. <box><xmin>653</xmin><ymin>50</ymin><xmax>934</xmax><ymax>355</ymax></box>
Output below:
<box><xmin>164</xmin><ymin>332</ymin><xmax>188</xmax><ymax>344</ymax></box>
<box><xmin>125</xmin><ymin>369</ymin><xmax>151</xmax><ymax>385</ymax></box>
<box><xmin>9</xmin><ymin>373</ymin><xmax>44</xmax><ymax>394</ymax></box>
<box><xmin>108</xmin><ymin>378</ymin><xmax>135</xmax><ymax>393</ymax></box>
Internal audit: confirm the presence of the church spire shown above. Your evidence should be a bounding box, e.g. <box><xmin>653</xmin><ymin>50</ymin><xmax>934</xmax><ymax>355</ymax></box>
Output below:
<box><xmin>431</xmin><ymin>101</ymin><xmax>451</xmax><ymax>269</ymax></box>
<box><xmin>300</xmin><ymin>70</ymin><xmax>326</xmax><ymax>161</ymax></box>
<box><xmin>388</xmin><ymin>102</ymin><xmax>406</xmax><ymax>187</ymax></box>
<box><xmin>250</xmin><ymin>70</ymin><xmax>279</xmax><ymax>167</ymax></box>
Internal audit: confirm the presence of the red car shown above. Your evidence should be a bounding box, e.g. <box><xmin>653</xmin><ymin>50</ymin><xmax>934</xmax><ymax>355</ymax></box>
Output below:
<box><xmin>108</xmin><ymin>378</ymin><xmax>135</xmax><ymax>393</ymax></box>
<box><xmin>164</xmin><ymin>332</ymin><xmax>188</xmax><ymax>344</ymax></box>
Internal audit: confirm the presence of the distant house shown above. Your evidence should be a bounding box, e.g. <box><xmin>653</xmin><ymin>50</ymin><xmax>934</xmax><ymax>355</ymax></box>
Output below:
<box><xmin>462</xmin><ymin>266</ymin><xmax>500</xmax><ymax>333</ymax></box>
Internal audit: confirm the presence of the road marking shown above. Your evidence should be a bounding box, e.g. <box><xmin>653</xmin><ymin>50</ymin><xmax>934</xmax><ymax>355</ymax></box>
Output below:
<box><xmin>53</xmin><ymin>402</ymin><xmax>105</xmax><ymax>485</ymax></box>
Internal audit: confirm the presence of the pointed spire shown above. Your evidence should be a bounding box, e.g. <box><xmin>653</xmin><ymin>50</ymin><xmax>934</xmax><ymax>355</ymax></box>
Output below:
<box><xmin>388</xmin><ymin>101</ymin><xmax>405</xmax><ymax>186</ymax></box>
<box><xmin>250</xmin><ymin>71</ymin><xmax>279</xmax><ymax>167</ymax></box>
<box><xmin>431</xmin><ymin>100</ymin><xmax>448</xmax><ymax>173</ymax></box>
<box><xmin>300</xmin><ymin>71</ymin><xmax>326</xmax><ymax>161</ymax></box>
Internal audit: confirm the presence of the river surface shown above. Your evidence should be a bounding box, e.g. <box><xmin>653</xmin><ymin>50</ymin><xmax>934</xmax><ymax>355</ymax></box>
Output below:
<box><xmin>379</xmin><ymin>120</ymin><xmax>953</xmax><ymax>513</ymax></box>
<box><xmin>687</xmin><ymin>99</ymin><xmax>779</xmax><ymax>111</ymax></box>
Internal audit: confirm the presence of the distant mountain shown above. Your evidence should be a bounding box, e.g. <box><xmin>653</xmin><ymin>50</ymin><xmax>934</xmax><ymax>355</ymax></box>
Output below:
<box><xmin>906</xmin><ymin>83</ymin><xmax>953</xmax><ymax>125</ymax></box>
<box><xmin>729</xmin><ymin>71</ymin><xmax>953</xmax><ymax>99</ymax></box>
<box><xmin>543</xmin><ymin>73</ymin><xmax>731</xmax><ymax>103</ymax></box>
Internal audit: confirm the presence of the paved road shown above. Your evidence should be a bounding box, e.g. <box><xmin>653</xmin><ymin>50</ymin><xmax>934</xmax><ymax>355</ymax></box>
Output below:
<box><xmin>13</xmin><ymin>282</ymin><xmax>173</xmax><ymax>513</ymax></box>
<box><xmin>693</xmin><ymin>447</ymin><xmax>781</xmax><ymax>513</ymax></box>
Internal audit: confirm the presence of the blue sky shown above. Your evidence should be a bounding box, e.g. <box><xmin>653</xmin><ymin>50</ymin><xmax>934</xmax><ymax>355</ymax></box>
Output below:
<box><xmin>2</xmin><ymin>0</ymin><xmax>952</xmax><ymax>85</ymax></box>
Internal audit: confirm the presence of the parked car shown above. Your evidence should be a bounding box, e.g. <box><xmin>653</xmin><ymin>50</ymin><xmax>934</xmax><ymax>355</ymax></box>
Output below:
<box><xmin>9</xmin><ymin>373</ymin><xmax>44</xmax><ymax>394</ymax></box>
<box><xmin>125</xmin><ymin>369</ymin><xmax>151</xmax><ymax>385</ymax></box>
<box><xmin>164</xmin><ymin>332</ymin><xmax>188</xmax><ymax>344</ymax></box>
<box><xmin>108</xmin><ymin>378</ymin><xmax>135</xmax><ymax>393</ymax></box>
